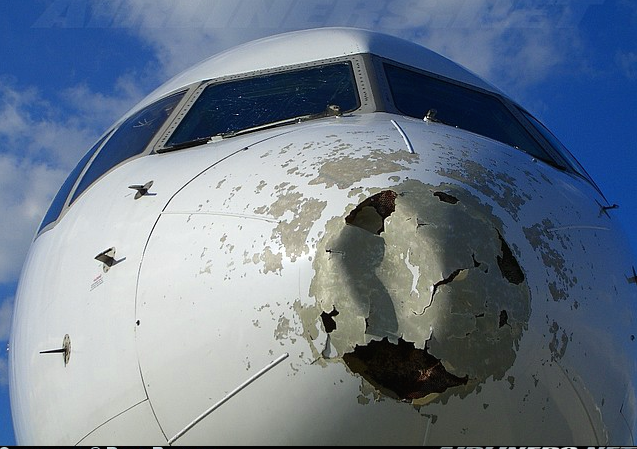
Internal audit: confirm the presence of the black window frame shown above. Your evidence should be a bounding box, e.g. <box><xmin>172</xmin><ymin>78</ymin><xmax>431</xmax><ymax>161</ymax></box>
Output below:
<box><xmin>382</xmin><ymin>61</ymin><xmax>562</xmax><ymax>164</ymax></box>
<box><xmin>69</xmin><ymin>90</ymin><xmax>187</xmax><ymax>205</ymax></box>
<box><xmin>37</xmin><ymin>131</ymin><xmax>112</xmax><ymax>235</ymax></box>
<box><xmin>153</xmin><ymin>54</ymin><xmax>368</xmax><ymax>154</ymax></box>
<box><xmin>35</xmin><ymin>90</ymin><xmax>189</xmax><ymax>237</ymax></box>
<box><xmin>517</xmin><ymin>107</ymin><xmax>604</xmax><ymax>197</ymax></box>
<box><xmin>374</xmin><ymin>56</ymin><xmax>603</xmax><ymax>191</ymax></box>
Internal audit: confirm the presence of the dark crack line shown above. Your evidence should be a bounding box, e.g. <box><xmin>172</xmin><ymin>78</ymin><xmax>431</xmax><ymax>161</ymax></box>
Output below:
<box><xmin>413</xmin><ymin>268</ymin><xmax>466</xmax><ymax>315</ymax></box>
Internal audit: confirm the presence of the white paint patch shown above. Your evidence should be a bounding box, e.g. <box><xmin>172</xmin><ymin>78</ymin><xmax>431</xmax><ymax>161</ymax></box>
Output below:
<box><xmin>404</xmin><ymin>249</ymin><xmax>420</xmax><ymax>298</ymax></box>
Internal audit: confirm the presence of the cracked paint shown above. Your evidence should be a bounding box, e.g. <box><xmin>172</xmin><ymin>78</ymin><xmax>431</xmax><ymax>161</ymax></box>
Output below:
<box><xmin>253</xmin><ymin>184</ymin><xmax>327</xmax><ymax>263</ymax></box>
<box><xmin>297</xmin><ymin>178</ymin><xmax>531</xmax><ymax>404</ymax></box>
<box><xmin>128</xmin><ymin>118</ymin><xmax>628</xmax><ymax>441</ymax></box>
<box><xmin>404</xmin><ymin>249</ymin><xmax>420</xmax><ymax>299</ymax></box>
<box><xmin>307</xmin><ymin>145</ymin><xmax>417</xmax><ymax>189</ymax></box>
<box><xmin>243</xmin><ymin>246</ymin><xmax>283</xmax><ymax>274</ymax></box>
<box><xmin>523</xmin><ymin>219</ymin><xmax>577</xmax><ymax>302</ymax></box>
<box><xmin>255</xmin><ymin>180</ymin><xmax>267</xmax><ymax>193</ymax></box>
<box><xmin>437</xmin><ymin>157</ymin><xmax>531</xmax><ymax>221</ymax></box>
<box><xmin>548</xmin><ymin>320</ymin><xmax>571</xmax><ymax>361</ymax></box>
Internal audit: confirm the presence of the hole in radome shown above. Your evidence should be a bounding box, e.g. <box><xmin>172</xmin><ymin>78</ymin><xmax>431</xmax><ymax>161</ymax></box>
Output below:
<box><xmin>343</xmin><ymin>338</ymin><xmax>468</xmax><ymax>401</ymax></box>
<box><xmin>496</xmin><ymin>231</ymin><xmax>524</xmax><ymax>284</ymax></box>
<box><xmin>346</xmin><ymin>190</ymin><xmax>397</xmax><ymax>235</ymax></box>
<box><xmin>433</xmin><ymin>191</ymin><xmax>459</xmax><ymax>204</ymax></box>
<box><xmin>321</xmin><ymin>308</ymin><xmax>339</xmax><ymax>333</ymax></box>
<box><xmin>499</xmin><ymin>310</ymin><xmax>509</xmax><ymax>328</ymax></box>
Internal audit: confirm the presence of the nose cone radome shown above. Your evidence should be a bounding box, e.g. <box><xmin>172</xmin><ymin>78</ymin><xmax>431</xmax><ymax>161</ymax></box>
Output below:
<box><xmin>307</xmin><ymin>179</ymin><xmax>530</xmax><ymax>404</ymax></box>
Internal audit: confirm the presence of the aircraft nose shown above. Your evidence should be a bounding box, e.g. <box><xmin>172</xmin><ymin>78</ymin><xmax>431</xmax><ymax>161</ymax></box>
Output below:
<box><xmin>308</xmin><ymin>179</ymin><xmax>531</xmax><ymax>402</ymax></box>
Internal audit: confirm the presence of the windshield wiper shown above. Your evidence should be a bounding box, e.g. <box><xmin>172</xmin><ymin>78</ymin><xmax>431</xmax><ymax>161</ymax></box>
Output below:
<box><xmin>157</xmin><ymin>136</ymin><xmax>213</xmax><ymax>153</ymax></box>
<box><xmin>221</xmin><ymin>104</ymin><xmax>343</xmax><ymax>139</ymax></box>
<box><xmin>423</xmin><ymin>108</ymin><xmax>455</xmax><ymax>128</ymax></box>
<box><xmin>220</xmin><ymin>116</ymin><xmax>311</xmax><ymax>139</ymax></box>
<box><xmin>158</xmin><ymin>105</ymin><xmax>344</xmax><ymax>151</ymax></box>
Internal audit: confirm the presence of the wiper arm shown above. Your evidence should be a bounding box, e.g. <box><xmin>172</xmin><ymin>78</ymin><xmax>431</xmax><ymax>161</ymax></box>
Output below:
<box><xmin>221</xmin><ymin>105</ymin><xmax>343</xmax><ymax>139</ymax></box>
<box><xmin>220</xmin><ymin>117</ymin><xmax>302</xmax><ymax>139</ymax></box>
<box><xmin>220</xmin><ymin>116</ymin><xmax>311</xmax><ymax>139</ymax></box>
<box><xmin>424</xmin><ymin>108</ymin><xmax>443</xmax><ymax>123</ymax></box>
<box><xmin>158</xmin><ymin>105</ymin><xmax>344</xmax><ymax>150</ymax></box>
<box><xmin>423</xmin><ymin>108</ymin><xmax>456</xmax><ymax>128</ymax></box>
<box><xmin>157</xmin><ymin>136</ymin><xmax>213</xmax><ymax>153</ymax></box>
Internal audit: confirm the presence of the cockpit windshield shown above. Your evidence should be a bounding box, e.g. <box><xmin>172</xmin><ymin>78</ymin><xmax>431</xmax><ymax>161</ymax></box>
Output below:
<box><xmin>162</xmin><ymin>62</ymin><xmax>359</xmax><ymax>150</ymax></box>
<box><xmin>384</xmin><ymin>63</ymin><xmax>557</xmax><ymax>165</ymax></box>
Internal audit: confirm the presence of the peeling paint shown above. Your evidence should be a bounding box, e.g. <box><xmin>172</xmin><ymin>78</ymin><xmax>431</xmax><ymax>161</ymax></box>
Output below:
<box><xmin>437</xmin><ymin>158</ymin><xmax>531</xmax><ymax>221</ymax></box>
<box><xmin>253</xmin><ymin>184</ymin><xmax>327</xmax><ymax>262</ymax></box>
<box><xmin>433</xmin><ymin>191</ymin><xmax>459</xmax><ymax>204</ymax></box>
<box><xmin>548</xmin><ymin>320</ymin><xmax>571</xmax><ymax>361</ymax></box>
<box><xmin>404</xmin><ymin>249</ymin><xmax>420</xmax><ymax>299</ymax></box>
<box><xmin>523</xmin><ymin>219</ymin><xmax>576</xmax><ymax>302</ymax></box>
<box><xmin>297</xmin><ymin>179</ymin><xmax>531</xmax><ymax>404</ymax></box>
<box><xmin>274</xmin><ymin>315</ymin><xmax>293</xmax><ymax>343</ymax></box>
<box><xmin>255</xmin><ymin>180</ymin><xmax>267</xmax><ymax>193</ymax></box>
<box><xmin>244</xmin><ymin>246</ymin><xmax>283</xmax><ymax>274</ymax></box>
<box><xmin>497</xmin><ymin>231</ymin><xmax>525</xmax><ymax>284</ymax></box>
<box><xmin>308</xmin><ymin>148</ymin><xmax>417</xmax><ymax>189</ymax></box>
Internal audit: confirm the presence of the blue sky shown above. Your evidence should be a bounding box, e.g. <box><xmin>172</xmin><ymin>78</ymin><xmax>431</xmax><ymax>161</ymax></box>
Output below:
<box><xmin>0</xmin><ymin>0</ymin><xmax>635</xmax><ymax>444</ymax></box>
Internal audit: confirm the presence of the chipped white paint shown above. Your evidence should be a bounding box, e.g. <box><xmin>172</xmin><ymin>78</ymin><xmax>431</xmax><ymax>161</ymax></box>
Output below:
<box><xmin>404</xmin><ymin>249</ymin><xmax>420</xmax><ymax>298</ymax></box>
<box><xmin>9</xmin><ymin>28</ymin><xmax>637</xmax><ymax>446</ymax></box>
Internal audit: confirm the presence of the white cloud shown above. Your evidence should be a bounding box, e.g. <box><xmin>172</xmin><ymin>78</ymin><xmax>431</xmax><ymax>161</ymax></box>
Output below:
<box><xmin>0</xmin><ymin>81</ymin><xmax>91</xmax><ymax>167</ymax></box>
<box><xmin>91</xmin><ymin>0</ymin><xmax>231</xmax><ymax>78</ymax></box>
<box><xmin>86</xmin><ymin>0</ymin><xmax>594</xmax><ymax>101</ymax></box>
<box><xmin>0</xmin><ymin>78</ymin><xmax>144</xmax><ymax>166</ymax></box>
<box><xmin>0</xmin><ymin>296</ymin><xmax>11</xmax><ymax>387</ymax></box>
<box><xmin>62</xmin><ymin>76</ymin><xmax>146</xmax><ymax>130</ymax></box>
<box><xmin>0</xmin><ymin>85</ymin><xmax>35</xmax><ymax>145</ymax></box>
<box><xmin>0</xmin><ymin>297</ymin><xmax>13</xmax><ymax>342</ymax></box>
<box><xmin>383</xmin><ymin>0</ymin><xmax>590</xmax><ymax>97</ymax></box>
<box><xmin>87</xmin><ymin>0</ymin><xmax>429</xmax><ymax>80</ymax></box>
<box><xmin>0</xmin><ymin>357</ymin><xmax>7</xmax><ymax>387</ymax></box>
<box><xmin>0</xmin><ymin>154</ymin><xmax>67</xmax><ymax>283</ymax></box>
<box><xmin>0</xmin><ymin>78</ymin><xmax>144</xmax><ymax>284</ymax></box>
<box><xmin>616</xmin><ymin>51</ymin><xmax>637</xmax><ymax>79</ymax></box>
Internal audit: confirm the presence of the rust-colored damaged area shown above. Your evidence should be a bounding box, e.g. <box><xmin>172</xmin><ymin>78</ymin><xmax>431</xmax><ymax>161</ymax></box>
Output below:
<box><xmin>301</xmin><ymin>179</ymin><xmax>531</xmax><ymax>404</ymax></box>
<box><xmin>343</xmin><ymin>338</ymin><xmax>469</xmax><ymax>400</ymax></box>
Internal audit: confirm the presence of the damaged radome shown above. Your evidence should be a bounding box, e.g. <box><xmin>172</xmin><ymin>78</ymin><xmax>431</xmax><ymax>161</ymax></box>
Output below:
<box><xmin>321</xmin><ymin>306</ymin><xmax>468</xmax><ymax>400</ymax></box>
<box><xmin>345</xmin><ymin>190</ymin><xmax>397</xmax><ymax>235</ymax></box>
<box><xmin>305</xmin><ymin>179</ymin><xmax>531</xmax><ymax>403</ymax></box>
<box><xmin>343</xmin><ymin>338</ymin><xmax>468</xmax><ymax>400</ymax></box>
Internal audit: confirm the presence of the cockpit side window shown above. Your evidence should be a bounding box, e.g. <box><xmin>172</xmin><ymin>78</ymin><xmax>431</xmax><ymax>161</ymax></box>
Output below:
<box><xmin>519</xmin><ymin>108</ymin><xmax>601</xmax><ymax>192</ymax></box>
<box><xmin>69</xmin><ymin>90</ymin><xmax>186</xmax><ymax>204</ymax></box>
<box><xmin>37</xmin><ymin>132</ymin><xmax>110</xmax><ymax>234</ymax></box>
<box><xmin>164</xmin><ymin>62</ymin><xmax>359</xmax><ymax>148</ymax></box>
<box><xmin>384</xmin><ymin>63</ymin><xmax>558</xmax><ymax>166</ymax></box>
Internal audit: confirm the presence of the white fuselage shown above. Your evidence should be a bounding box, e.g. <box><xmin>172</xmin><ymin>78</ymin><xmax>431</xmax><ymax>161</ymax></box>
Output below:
<box><xmin>9</xmin><ymin>28</ymin><xmax>637</xmax><ymax>445</ymax></box>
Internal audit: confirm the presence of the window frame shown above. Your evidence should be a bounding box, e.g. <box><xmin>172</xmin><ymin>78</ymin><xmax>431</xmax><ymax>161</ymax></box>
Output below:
<box><xmin>35</xmin><ymin>88</ymin><xmax>195</xmax><ymax>237</ymax></box>
<box><xmin>152</xmin><ymin>55</ymin><xmax>375</xmax><ymax>153</ymax></box>
<box><xmin>68</xmin><ymin>89</ymin><xmax>191</xmax><ymax>205</ymax></box>
<box><xmin>36</xmin><ymin>130</ymin><xmax>113</xmax><ymax>235</ymax></box>
<box><xmin>373</xmin><ymin>55</ymin><xmax>599</xmax><ymax>188</ymax></box>
<box><xmin>35</xmin><ymin>56</ymin><xmax>376</xmax><ymax>237</ymax></box>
